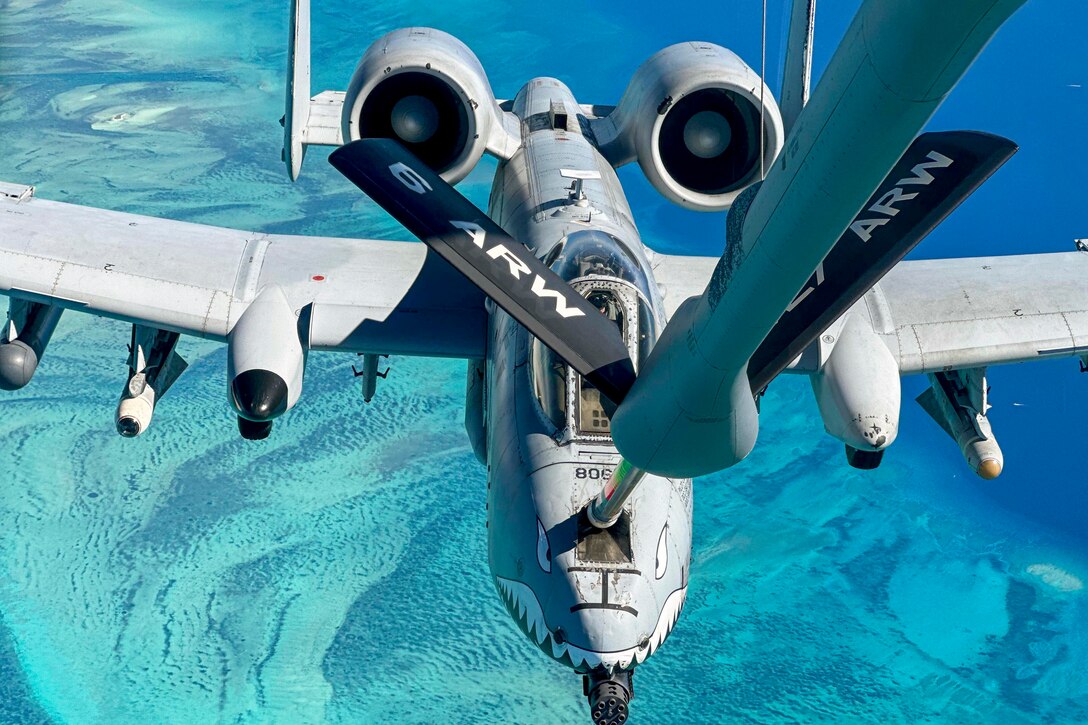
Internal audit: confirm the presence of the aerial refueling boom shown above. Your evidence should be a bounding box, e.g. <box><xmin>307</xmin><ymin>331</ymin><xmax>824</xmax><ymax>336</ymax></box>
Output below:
<box><xmin>610</xmin><ymin>0</ymin><xmax>1027</xmax><ymax>478</ymax></box>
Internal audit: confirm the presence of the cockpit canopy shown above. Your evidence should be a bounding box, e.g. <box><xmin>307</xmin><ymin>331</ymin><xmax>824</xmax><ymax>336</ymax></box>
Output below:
<box><xmin>531</xmin><ymin>232</ymin><xmax>659</xmax><ymax>440</ymax></box>
<box><xmin>546</xmin><ymin>230</ymin><xmax>654</xmax><ymax>300</ymax></box>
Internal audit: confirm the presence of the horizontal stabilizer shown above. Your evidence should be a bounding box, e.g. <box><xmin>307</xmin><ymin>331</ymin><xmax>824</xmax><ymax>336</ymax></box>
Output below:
<box><xmin>329</xmin><ymin>139</ymin><xmax>636</xmax><ymax>405</ymax></box>
<box><xmin>747</xmin><ymin>131</ymin><xmax>1017</xmax><ymax>393</ymax></box>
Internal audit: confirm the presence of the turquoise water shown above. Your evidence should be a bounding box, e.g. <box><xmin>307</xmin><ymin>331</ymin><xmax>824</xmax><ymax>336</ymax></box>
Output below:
<box><xmin>1</xmin><ymin>1</ymin><xmax>1087</xmax><ymax>722</ymax></box>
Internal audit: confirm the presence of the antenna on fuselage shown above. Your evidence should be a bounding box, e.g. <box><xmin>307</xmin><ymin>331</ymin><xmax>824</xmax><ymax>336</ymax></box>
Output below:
<box><xmin>561</xmin><ymin>168</ymin><xmax>600</xmax><ymax>207</ymax></box>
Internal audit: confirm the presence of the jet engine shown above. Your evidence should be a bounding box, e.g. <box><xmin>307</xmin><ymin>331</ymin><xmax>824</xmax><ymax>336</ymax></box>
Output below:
<box><xmin>597</xmin><ymin>42</ymin><xmax>784</xmax><ymax>211</ymax></box>
<box><xmin>341</xmin><ymin>27</ymin><xmax>511</xmax><ymax>184</ymax></box>
<box><xmin>227</xmin><ymin>285</ymin><xmax>306</xmax><ymax>440</ymax></box>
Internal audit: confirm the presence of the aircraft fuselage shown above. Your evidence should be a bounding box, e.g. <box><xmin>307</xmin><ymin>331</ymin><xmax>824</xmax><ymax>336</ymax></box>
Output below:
<box><xmin>481</xmin><ymin>78</ymin><xmax>693</xmax><ymax>675</ymax></box>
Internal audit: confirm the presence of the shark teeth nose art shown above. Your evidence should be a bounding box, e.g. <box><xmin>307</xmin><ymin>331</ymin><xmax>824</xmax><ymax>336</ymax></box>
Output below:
<box><xmin>495</xmin><ymin>576</ymin><xmax>687</xmax><ymax>672</ymax></box>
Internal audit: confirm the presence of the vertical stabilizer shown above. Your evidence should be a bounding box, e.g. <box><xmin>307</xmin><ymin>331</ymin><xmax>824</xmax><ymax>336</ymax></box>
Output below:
<box><xmin>780</xmin><ymin>0</ymin><xmax>815</xmax><ymax>136</ymax></box>
<box><xmin>284</xmin><ymin>0</ymin><xmax>312</xmax><ymax>180</ymax></box>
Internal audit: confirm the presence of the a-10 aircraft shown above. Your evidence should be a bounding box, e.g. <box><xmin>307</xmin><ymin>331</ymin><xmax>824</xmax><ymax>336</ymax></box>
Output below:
<box><xmin>1</xmin><ymin>0</ymin><xmax>1082</xmax><ymax>722</ymax></box>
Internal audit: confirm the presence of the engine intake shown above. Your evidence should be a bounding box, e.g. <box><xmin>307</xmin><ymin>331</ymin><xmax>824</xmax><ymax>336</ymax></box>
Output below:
<box><xmin>342</xmin><ymin>28</ymin><xmax>512</xmax><ymax>184</ymax></box>
<box><xmin>597</xmin><ymin>42</ymin><xmax>784</xmax><ymax>211</ymax></box>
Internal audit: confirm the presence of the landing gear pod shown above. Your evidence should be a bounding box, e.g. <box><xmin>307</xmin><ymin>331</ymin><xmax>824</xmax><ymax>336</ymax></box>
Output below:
<box><xmin>115</xmin><ymin>325</ymin><xmax>187</xmax><ymax>437</ymax></box>
<box><xmin>810</xmin><ymin>311</ymin><xmax>901</xmax><ymax>458</ymax></box>
<box><xmin>0</xmin><ymin>299</ymin><xmax>62</xmax><ymax>390</ymax></box>
<box><xmin>227</xmin><ymin>285</ymin><xmax>306</xmax><ymax>439</ymax></box>
<box><xmin>845</xmin><ymin>445</ymin><xmax>884</xmax><ymax>470</ymax></box>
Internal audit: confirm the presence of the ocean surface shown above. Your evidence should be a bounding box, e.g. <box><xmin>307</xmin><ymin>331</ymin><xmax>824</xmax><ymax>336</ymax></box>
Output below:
<box><xmin>1</xmin><ymin>1</ymin><xmax>1087</xmax><ymax>722</ymax></box>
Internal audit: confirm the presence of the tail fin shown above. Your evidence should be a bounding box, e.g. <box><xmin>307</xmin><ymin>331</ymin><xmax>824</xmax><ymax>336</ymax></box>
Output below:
<box><xmin>780</xmin><ymin>0</ymin><xmax>816</xmax><ymax>136</ymax></box>
<box><xmin>284</xmin><ymin>0</ymin><xmax>311</xmax><ymax>180</ymax></box>
<box><xmin>747</xmin><ymin>130</ymin><xmax>1017</xmax><ymax>393</ymax></box>
<box><xmin>284</xmin><ymin>0</ymin><xmax>344</xmax><ymax>180</ymax></box>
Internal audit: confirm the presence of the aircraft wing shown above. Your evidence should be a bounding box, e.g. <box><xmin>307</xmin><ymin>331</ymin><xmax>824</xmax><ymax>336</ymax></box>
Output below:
<box><xmin>0</xmin><ymin>183</ymin><xmax>486</xmax><ymax>357</ymax></box>
<box><xmin>874</xmin><ymin>251</ymin><xmax>1088</xmax><ymax>375</ymax></box>
<box><xmin>651</xmin><ymin>248</ymin><xmax>1088</xmax><ymax>376</ymax></box>
<box><xmin>649</xmin><ymin>253</ymin><xmax>719</xmax><ymax>320</ymax></box>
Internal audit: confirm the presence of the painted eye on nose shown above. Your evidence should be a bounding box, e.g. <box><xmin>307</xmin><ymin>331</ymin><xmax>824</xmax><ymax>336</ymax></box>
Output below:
<box><xmin>536</xmin><ymin>519</ymin><xmax>552</xmax><ymax>573</ymax></box>
<box><xmin>655</xmin><ymin>524</ymin><xmax>669</xmax><ymax>579</ymax></box>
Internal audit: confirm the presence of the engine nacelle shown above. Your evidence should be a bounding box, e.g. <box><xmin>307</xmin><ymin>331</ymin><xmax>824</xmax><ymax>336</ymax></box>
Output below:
<box><xmin>810</xmin><ymin>311</ymin><xmax>901</xmax><ymax>466</ymax></box>
<box><xmin>342</xmin><ymin>28</ymin><xmax>513</xmax><ymax>184</ymax></box>
<box><xmin>227</xmin><ymin>285</ymin><xmax>306</xmax><ymax>438</ymax></box>
<box><xmin>597</xmin><ymin>42</ymin><xmax>784</xmax><ymax>211</ymax></box>
<box><xmin>0</xmin><ymin>299</ymin><xmax>63</xmax><ymax>390</ymax></box>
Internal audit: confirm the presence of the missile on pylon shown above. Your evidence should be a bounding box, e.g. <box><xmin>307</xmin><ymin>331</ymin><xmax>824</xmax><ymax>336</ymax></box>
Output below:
<box><xmin>0</xmin><ymin>299</ymin><xmax>62</xmax><ymax>391</ymax></box>
<box><xmin>916</xmin><ymin>368</ymin><xmax>1003</xmax><ymax>479</ymax></box>
<box><xmin>116</xmin><ymin>325</ymin><xmax>187</xmax><ymax>437</ymax></box>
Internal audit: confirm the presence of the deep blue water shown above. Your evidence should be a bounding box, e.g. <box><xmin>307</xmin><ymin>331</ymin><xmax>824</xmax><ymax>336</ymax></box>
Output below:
<box><xmin>0</xmin><ymin>1</ymin><xmax>1086</xmax><ymax>722</ymax></box>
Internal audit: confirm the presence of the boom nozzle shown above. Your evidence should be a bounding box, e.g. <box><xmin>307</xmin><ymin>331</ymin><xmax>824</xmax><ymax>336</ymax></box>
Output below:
<box><xmin>587</xmin><ymin>459</ymin><xmax>647</xmax><ymax>529</ymax></box>
<box><xmin>584</xmin><ymin>669</ymin><xmax>632</xmax><ymax>725</ymax></box>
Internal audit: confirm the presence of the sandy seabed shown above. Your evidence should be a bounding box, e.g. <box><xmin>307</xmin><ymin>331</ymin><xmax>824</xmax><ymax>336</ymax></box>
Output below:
<box><xmin>1</xmin><ymin>1</ymin><xmax>1087</xmax><ymax>723</ymax></box>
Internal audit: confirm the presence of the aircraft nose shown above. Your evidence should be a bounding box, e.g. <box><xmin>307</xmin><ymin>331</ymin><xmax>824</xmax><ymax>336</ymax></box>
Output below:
<box><xmin>560</xmin><ymin>567</ymin><xmax>645</xmax><ymax>642</ymax></box>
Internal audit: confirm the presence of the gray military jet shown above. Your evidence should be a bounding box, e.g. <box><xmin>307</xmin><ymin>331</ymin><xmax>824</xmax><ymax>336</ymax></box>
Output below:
<box><xmin>1</xmin><ymin>0</ymin><xmax>1081</xmax><ymax>722</ymax></box>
